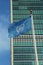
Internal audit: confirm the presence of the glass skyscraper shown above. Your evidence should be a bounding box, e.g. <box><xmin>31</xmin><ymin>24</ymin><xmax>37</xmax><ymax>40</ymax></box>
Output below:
<box><xmin>10</xmin><ymin>0</ymin><xmax>43</xmax><ymax>65</ymax></box>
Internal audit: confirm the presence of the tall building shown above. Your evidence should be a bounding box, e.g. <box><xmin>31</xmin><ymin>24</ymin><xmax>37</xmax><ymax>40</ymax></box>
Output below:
<box><xmin>10</xmin><ymin>0</ymin><xmax>43</xmax><ymax>65</ymax></box>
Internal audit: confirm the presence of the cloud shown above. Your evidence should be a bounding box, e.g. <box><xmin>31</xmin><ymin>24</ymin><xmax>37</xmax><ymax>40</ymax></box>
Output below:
<box><xmin>0</xmin><ymin>14</ymin><xmax>10</xmax><ymax>29</ymax></box>
<box><xmin>0</xmin><ymin>14</ymin><xmax>10</xmax><ymax>53</ymax></box>
<box><xmin>0</xmin><ymin>50</ymin><xmax>10</xmax><ymax>65</ymax></box>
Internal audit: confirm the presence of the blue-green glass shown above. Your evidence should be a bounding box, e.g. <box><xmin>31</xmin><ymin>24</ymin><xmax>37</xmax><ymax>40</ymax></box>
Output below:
<box><xmin>12</xmin><ymin>0</ymin><xmax>43</xmax><ymax>65</ymax></box>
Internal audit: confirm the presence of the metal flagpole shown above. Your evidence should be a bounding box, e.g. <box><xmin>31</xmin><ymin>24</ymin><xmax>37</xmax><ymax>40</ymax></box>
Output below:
<box><xmin>30</xmin><ymin>10</ymin><xmax>39</xmax><ymax>65</ymax></box>
<box><xmin>10</xmin><ymin>0</ymin><xmax>13</xmax><ymax>65</ymax></box>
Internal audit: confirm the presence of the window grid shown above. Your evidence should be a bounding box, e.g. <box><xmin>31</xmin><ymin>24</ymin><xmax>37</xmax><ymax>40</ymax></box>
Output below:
<box><xmin>12</xmin><ymin>0</ymin><xmax>43</xmax><ymax>65</ymax></box>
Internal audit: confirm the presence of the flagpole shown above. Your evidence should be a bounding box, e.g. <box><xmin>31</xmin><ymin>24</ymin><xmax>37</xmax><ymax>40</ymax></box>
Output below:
<box><xmin>10</xmin><ymin>0</ymin><xmax>13</xmax><ymax>65</ymax></box>
<box><xmin>30</xmin><ymin>10</ymin><xmax>39</xmax><ymax>65</ymax></box>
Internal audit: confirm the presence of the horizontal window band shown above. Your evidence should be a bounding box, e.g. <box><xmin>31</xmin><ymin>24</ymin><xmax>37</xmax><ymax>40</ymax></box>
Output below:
<box><xmin>13</xmin><ymin>50</ymin><xmax>43</xmax><ymax>52</ymax></box>
<box><xmin>13</xmin><ymin>7</ymin><xmax>43</xmax><ymax>10</ymax></box>
<box><xmin>34</xmin><ymin>28</ymin><xmax>43</xmax><ymax>30</ymax></box>
<box><xmin>14</xmin><ymin>59</ymin><xmax>43</xmax><ymax>60</ymax></box>
<box><xmin>13</xmin><ymin>41</ymin><xmax>43</xmax><ymax>43</ymax></box>
<box><xmin>13</xmin><ymin>15</ymin><xmax>43</xmax><ymax>19</ymax></box>
<box><xmin>13</xmin><ymin>61</ymin><xmax>34</xmax><ymax>62</ymax></box>
<box><xmin>14</xmin><ymin>9</ymin><xmax>43</xmax><ymax>10</ymax></box>
<box><xmin>12</xmin><ymin>10</ymin><xmax>43</xmax><ymax>13</ymax></box>
<box><xmin>13</xmin><ymin>6</ymin><xmax>43</xmax><ymax>7</ymax></box>
<box><xmin>12</xmin><ymin>2</ymin><xmax>43</xmax><ymax>3</ymax></box>
<box><xmin>13</xmin><ymin>12</ymin><xmax>43</xmax><ymax>15</ymax></box>
<box><xmin>13</xmin><ymin>52</ymin><xmax>43</xmax><ymax>55</ymax></box>
<box><xmin>13</xmin><ymin>13</ymin><xmax>43</xmax><ymax>16</ymax></box>
<box><xmin>13</xmin><ymin>4</ymin><xmax>43</xmax><ymax>6</ymax></box>
<box><xmin>13</xmin><ymin>35</ymin><xmax>43</xmax><ymax>39</ymax></box>
<box><xmin>13</xmin><ymin>61</ymin><xmax>43</xmax><ymax>63</ymax></box>
<box><xmin>13</xmin><ymin>46</ymin><xmax>43</xmax><ymax>48</ymax></box>
<box><xmin>12</xmin><ymin>1</ymin><xmax>43</xmax><ymax>2</ymax></box>
<box><xmin>13</xmin><ymin>53</ymin><xmax>43</xmax><ymax>55</ymax></box>
<box><xmin>13</xmin><ymin>18</ymin><xmax>43</xmax><ymax>20</ymax></box>
<box><xmin>34</xmin><ymin>23</ymin><xmax>43</xmax><ymax>24</ymax></box>
<box><xmin>13</xmin><ymin>59</ymin><xmax>43</xmax><ymax>60</ymax></box>
<box><xmin>13</xmin><ymin>42</ymin><xmax>43</xmax><ymax>46</ymax></box>
<box><xmin>14</xmin><ymin>38</ymin><xmax>43</xmax><ymax>41</ymax></box>
<box><xmin>13</xmin><ymin>53</ymin><xmax>35</xmax><ymax>54</ymax></box>
<box><xmin>13</xmin><ymin>6</ymin><xmax>43</xmax><ymax>9</ymax></box>
<box><xmin>13</xmin><ymin>60</ymin><xmax>43</xmax><ymax>62</ymax></box>
<box><xmin>13</xmin><ymin>46</ymin><xmax>43</xmax><ymax>47</ymax></box>
<box><xmin>13</xmin><ymin>14</ymin><xmax>43</xmax><ymax>16</ymax></box>
<box><xmin>13</xmin><ymin>37</ymin><xmax>43</xmax><ymax>39</ymax></box>
<box><xmin>13</xmin><ymin>51</ymin><xmax>43</xmax><ymax>54</ymax></box>
<box><xmin>13</xmin><ymin>19</ymin><xmax>43</xmax><ymax>21</ymax></box>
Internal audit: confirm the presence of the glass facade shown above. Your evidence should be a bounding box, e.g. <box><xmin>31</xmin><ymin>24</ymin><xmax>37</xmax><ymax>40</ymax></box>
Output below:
<box><xmin>12</xmin><ymin>0</ymin><xmax>43</xmax><ymax>65</ymax></box>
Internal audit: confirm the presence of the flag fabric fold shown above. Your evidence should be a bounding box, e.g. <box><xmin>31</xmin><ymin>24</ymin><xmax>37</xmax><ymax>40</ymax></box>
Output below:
<box><xmin>8</xmin><ymin>16</ymin><xmax>32</xmax><ymax>38</ymax></box>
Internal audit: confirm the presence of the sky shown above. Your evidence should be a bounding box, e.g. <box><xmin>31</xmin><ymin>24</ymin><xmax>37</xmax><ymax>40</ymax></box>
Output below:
<box><xmin>0</xmin><ymin>0</ymin><xmax>10</xmax><ymax>65</ymax></box>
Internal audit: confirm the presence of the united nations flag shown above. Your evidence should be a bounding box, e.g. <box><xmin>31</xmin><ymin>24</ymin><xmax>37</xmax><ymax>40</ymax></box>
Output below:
<box><xmin>8</xmin><ymin>16</ymin><xmax>32</xmax><ymax>38</ymax></box>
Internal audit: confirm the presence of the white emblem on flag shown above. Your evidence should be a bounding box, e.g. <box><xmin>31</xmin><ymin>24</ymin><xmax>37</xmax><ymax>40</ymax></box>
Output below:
<box><xmin>16</xmin><ymin>24</ymin><xmax>25</xmax><ymax>33</ymax></box>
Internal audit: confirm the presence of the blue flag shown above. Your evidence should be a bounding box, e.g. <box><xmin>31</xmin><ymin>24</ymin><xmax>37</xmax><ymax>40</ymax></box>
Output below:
<box><xmin>8</xmin><ymin>16</ymin><xmax>32</xmax><ymax>38</ymax></box>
